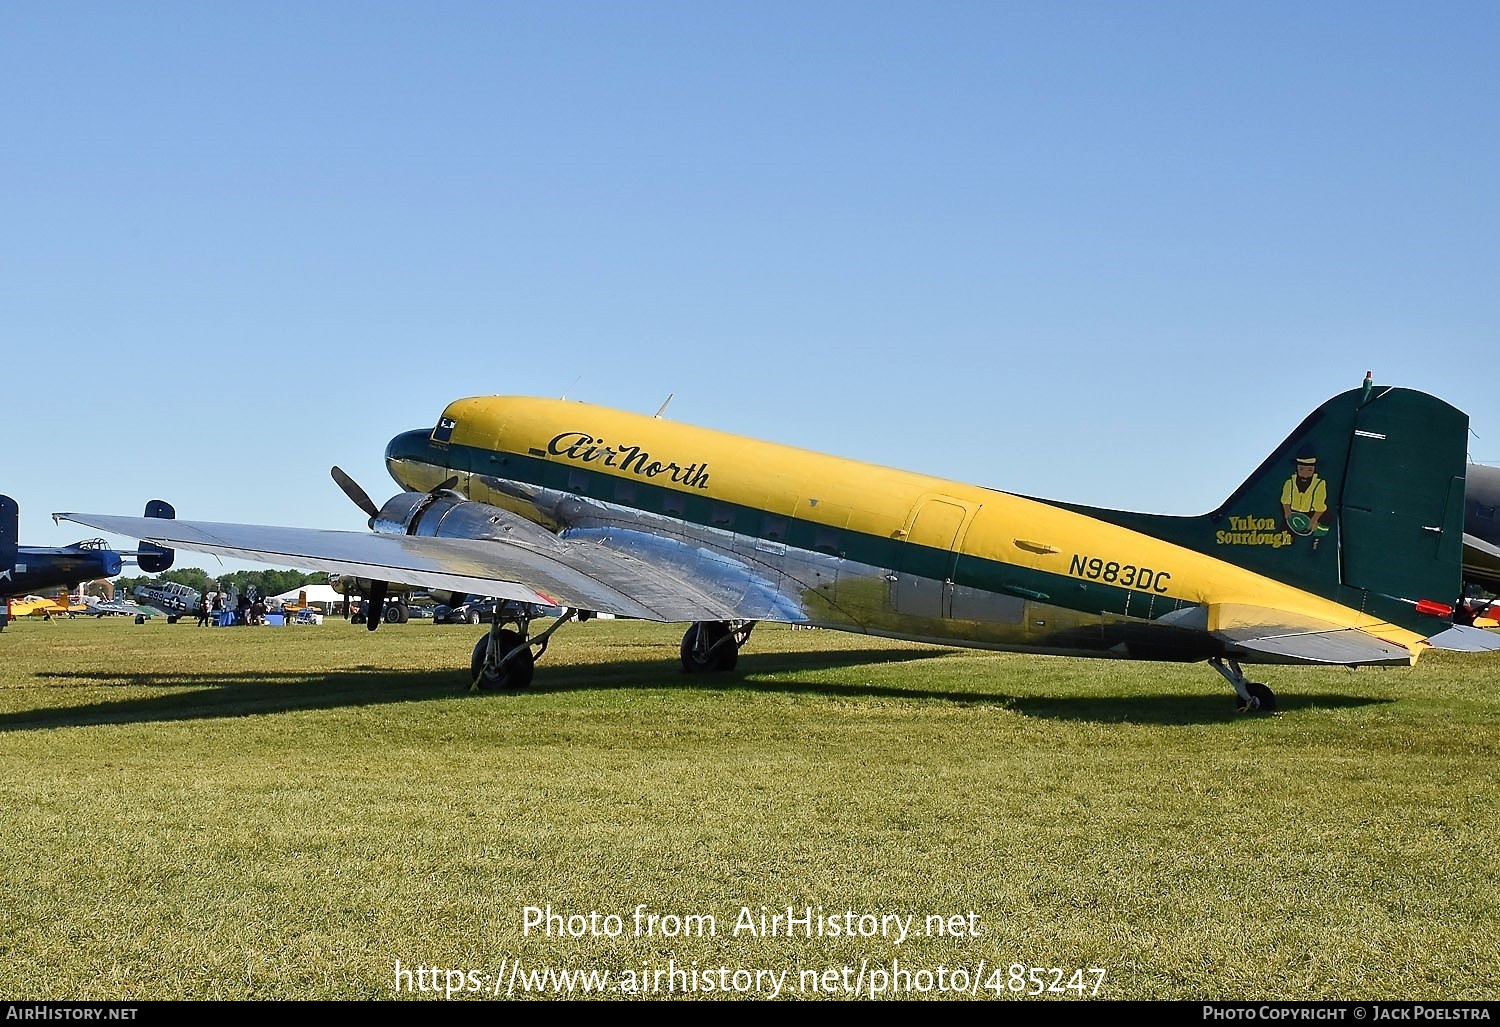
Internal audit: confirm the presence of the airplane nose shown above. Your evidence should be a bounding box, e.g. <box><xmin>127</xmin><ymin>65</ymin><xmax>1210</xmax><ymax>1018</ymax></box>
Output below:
<box><xmin>385</xmin><ymin>428</ymin><xmax>444</xmax><ymax>491</ymax></box>
<box><xmin>384</xmin><ymin>429</ymin><xmax>436</xmax><ymax>465</ymax></box>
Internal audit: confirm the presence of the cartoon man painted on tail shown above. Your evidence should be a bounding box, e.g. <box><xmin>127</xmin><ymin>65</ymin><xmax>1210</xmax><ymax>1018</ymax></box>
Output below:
<box><xmin>1281</xmin><ymin>447</ymin><xmax>1330</xmax><ymax>548</ymax></box>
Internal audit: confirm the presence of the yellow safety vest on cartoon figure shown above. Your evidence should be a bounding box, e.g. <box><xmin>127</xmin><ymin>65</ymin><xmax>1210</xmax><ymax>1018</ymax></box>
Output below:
<box><xmin>1281</xmin><ymin>452</ymin><xmax>1329</xmax><ymax>536</ymax></box>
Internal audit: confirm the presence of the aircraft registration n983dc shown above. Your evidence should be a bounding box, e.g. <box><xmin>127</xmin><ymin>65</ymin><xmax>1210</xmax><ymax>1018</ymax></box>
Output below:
<box><xmin>55</xmin><ymin>373</ymin><xmax>1500</xmax><ymax>712</ymax></box>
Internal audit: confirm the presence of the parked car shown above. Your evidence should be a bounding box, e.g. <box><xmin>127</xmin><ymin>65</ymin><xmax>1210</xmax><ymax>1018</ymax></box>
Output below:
<box><xmin>433</xmin><ymin>597</ymin><xmax>560</xmax><ymax>625</ymax></box>
<box><xmin>433</xmin><ymin>596</ymin><xmax>502</xmax><ymax>625</ymax></box>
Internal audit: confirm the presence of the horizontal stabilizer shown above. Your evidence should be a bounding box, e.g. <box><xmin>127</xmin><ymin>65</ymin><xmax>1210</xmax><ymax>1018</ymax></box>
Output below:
<box><xmin>1227</xmin><ymin>629</ymin><xmax>1414</xmax><ymax>666</ymax></box>
<box><xmin>1424</xmin><ymin>624</ymin><xmax>1500</xmax><ymax>653</ymax></box>
<box><xmin>1208</xmin><ymin>603</ymin><xmax>1415</xmax><ymax>666</ymax></box>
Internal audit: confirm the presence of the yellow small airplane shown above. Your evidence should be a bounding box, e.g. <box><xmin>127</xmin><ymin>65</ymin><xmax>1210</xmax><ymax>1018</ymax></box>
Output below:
<box><xmin>8</xmin><ymin>588</ymin><xmax>87</xmax><ymax>619</ymax></box>
<box><xmin>56</xmin><ymin>373</ymin><xmax>1500</xmax><ymax>712</ymax></box>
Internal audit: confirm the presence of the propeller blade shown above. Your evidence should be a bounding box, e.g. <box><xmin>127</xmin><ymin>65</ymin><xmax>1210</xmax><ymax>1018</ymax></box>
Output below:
<box><xmin>331</xmin><ymin>466</ymin><xmax>381</xmax><ymax>522</ymax></box>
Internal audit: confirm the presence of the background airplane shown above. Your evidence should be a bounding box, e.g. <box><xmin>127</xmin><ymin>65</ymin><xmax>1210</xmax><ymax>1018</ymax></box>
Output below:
<box><xmin>7</xmin><ymin>589</ymin><xmax>88</xmax><ymax>620</ymax></box>
<box><xmin>129</xmin><ymin>579</ymin><xmax>202</xmax><ymax>623</ymax></box>
<box><xmin>327</xmin><ymin>571</ymin><xmax>425</xmax><ymax>624</ymax></box>
<box><xmin>57</xmin><ymin>375</ymin><xmax>1500</xmax><ymax>712</ymax></box>
<box><xmin>1459</xmin><ymin>461</ymin><xmax>1500</xmax><ymax>625</ymax></box>
<box><xmin>1</xmin><ymin>495</ymin><xmax>127</xmax><ymax>630</ymax></box>
<box><xmin>1462</xmin><ymin>461</ymin><xmax>1500</xmax><ymax>591</ymax></box>
<box><xmin>80</xmin><ymin>588</ymin><xmax>154</xmax><ymax>618</ymax></box>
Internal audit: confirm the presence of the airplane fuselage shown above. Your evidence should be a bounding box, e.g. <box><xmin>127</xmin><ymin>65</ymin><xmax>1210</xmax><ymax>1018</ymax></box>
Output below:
<box><xmin>2</xmin><ymin>545</ymin><xmax>122</xmax><ymax>599</ymax></box>
<box><xmin>384</xmin><ymin>396</ymin><xmax>1428</xmax><ymax>665</ymax></box>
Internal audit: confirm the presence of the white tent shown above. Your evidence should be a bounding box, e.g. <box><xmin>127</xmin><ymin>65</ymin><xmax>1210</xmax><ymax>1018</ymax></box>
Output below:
<box><xmin>269</xmin><ymin>583</ymin><xmax>345</xmax><ymax>610</ymax></box>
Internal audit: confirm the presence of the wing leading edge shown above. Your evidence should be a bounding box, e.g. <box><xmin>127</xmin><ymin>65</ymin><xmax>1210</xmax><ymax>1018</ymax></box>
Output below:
<box><xmin>50</xmin><ymin>512</ymin><xmax>751</xmax><ymax>623</ymax></box>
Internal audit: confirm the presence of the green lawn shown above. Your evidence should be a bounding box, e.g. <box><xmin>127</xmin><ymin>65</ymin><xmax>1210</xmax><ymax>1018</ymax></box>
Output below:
<box><xmin>2</xmin><ymin>615</ymin><xmax>1497</xmax><ymax>1001</ymax></box>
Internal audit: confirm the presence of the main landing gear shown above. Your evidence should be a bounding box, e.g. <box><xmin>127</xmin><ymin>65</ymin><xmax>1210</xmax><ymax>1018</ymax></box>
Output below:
<box><xmin>1208</xmin><ymin>657</ymin><xmax>1277</xmax><ymax>713</ymax></box>
<box><xmin>680</xmin><ymin>620</ymin><xmax>756</xmax><ymax>673</ymax></box>
<box><xmin>470</xmin><ymin>602</ymin><xmax>584</xmax><ymax>692</ymax></box>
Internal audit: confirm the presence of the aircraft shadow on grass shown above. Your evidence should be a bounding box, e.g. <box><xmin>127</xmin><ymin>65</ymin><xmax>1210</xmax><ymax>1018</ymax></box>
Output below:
<box><xmin>3</xmin><ymin>647</ymin><xmax>1387</xmax><ymax>732</ymax></box>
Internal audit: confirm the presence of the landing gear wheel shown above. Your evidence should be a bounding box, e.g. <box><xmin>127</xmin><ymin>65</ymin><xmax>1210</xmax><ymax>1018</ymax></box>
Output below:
<box><xmin>1237</xmin><ymin>681</ymin><xmax>1277</xmax><ymax>713</ymax></box>
<box><xmin>471</xmin><ymin>630</ymin><xmax>535</xmax><ymax>691</ymax></box>
<box><xmin>681</xmin><ymin>621</ymin><xmax>738</xmax><ymax>673</ymax></box>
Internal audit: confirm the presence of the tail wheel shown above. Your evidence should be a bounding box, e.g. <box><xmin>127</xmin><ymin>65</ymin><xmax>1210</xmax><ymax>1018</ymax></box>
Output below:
<box><xmin>1237</xmin><ymin>681</ymin><xmax>1277</xmax><ymax>713</ymax></box>
<box><xmin>681</xmin><ymin>621</ymin><xmax>738</xmax><ymax>673</ymax></box>
<box><xmin>471</xmin><ymin>630</ymin><xmax>535</xmax><ymax>691</ymax></box>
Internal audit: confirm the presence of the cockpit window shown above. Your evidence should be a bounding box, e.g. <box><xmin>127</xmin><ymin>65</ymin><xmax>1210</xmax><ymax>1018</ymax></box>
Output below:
<box><xmin>432</xmin><ymin>417</ymin><xmax>457</xmax><ymax>444</ymax></box>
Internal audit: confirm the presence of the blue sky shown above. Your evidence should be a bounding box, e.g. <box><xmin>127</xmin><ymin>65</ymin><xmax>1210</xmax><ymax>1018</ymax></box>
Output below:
<box><xmin>4</xmin><ymin>2</ymin><xmax>1497</xmax><ymax>574</ymax></box>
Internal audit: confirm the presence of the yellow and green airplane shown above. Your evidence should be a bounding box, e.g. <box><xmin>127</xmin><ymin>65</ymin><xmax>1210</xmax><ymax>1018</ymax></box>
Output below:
<box><xmin>56</xmin><ymin>373</ymin><xmax>1500</xmax><ymax>712</ymax></box>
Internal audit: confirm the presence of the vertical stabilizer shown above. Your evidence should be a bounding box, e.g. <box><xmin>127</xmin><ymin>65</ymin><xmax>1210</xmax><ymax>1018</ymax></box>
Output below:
<box><xmin>137</xmin><ymin>499</ymin><xmax>177</xmax><ymax>573</ymax></box>
<box><xmin>0</xmin><ymin>496</ymin><xmax>18</xmax><ymax>591</ymax></box>
<box><xmin>1042</xmin><ymin>379</ymin><xmax>1470</xmax><ymax>635</ymax></box>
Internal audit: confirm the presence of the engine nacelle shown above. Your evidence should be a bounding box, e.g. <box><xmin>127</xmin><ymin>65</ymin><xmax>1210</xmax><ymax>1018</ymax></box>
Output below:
<box><xmin>371</xmin><ymin>491</ymin><xmax>565</xmax><ymax>550</ymax></box>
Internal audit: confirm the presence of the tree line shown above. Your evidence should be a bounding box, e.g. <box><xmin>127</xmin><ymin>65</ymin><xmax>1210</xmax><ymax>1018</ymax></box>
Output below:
<box><xmin>114</xmin><ymin>567</ymin><xmax>328</xmax><ymax>600</ymax></box>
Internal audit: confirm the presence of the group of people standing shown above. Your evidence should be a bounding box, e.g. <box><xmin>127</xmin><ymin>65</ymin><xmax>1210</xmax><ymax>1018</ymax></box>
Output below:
<box><xmin>194</xmin><ymin>589</ymin><xmax>270</xmax><ymax>627</ymax></box>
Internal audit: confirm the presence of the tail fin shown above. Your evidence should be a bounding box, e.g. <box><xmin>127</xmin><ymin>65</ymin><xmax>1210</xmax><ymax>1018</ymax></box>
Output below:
<box><xmin>136</xmin><ymin>499</ymin><xmax>176</xmax><ymax>573</ymax></box>
<box><xmin>1046</xmin><ymin>377</ymin><xmax>1469</xmax><ymax>635</ymax></box>
<box><xmin>1</xmin><ymin>496</ymin><xmax>18</xmax><ymax>590</ymax></box>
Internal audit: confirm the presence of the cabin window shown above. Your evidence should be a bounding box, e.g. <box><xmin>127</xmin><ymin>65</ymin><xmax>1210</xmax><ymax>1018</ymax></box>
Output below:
<box><xmin>568</xmin><ymin>470</ymin><xmax>590</xmax><ymax>495</ymax></box>
<box><xmin>761</xmin><ymin>514</ymin><xmax>788</xmax><ymax>542</ymax></box>
<box><xmin>614</xmin><ymin>480</ymin><xmax>639</xmax><ymax>507</ymax></box>
<box><xmin>662</xmin><ymin>492</ymin><xmax>685</xmax><ymax>517</ymax></box>
<box><xmin>712</xmin><ymin>503</ymin><xmax>735</xmax><ymax>529</ymax></box>
<box><xmin>1478</xmin><ymin>504</ymin><xmax>1497</xmax><ymax>521</ymax></box>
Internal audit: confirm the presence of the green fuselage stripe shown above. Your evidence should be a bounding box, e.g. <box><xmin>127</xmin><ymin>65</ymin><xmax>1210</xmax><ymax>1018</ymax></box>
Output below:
<box><xmin>411</xmin><ymin>440</ymin><xmax>1198</xmax><ymax>623</ymax></box>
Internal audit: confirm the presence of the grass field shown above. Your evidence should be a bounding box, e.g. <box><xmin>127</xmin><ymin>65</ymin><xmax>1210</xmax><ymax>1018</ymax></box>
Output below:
<box><xmin>2</xmin><ymin>614</ymin><xmax>1497</xmax><ymax>1002</ymax></box>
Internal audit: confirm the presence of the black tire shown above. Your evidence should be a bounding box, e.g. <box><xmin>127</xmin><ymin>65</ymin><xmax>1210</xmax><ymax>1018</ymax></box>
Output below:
<box><xmin>467</xmin><ymin>610</ymin><xmax>481</xmax><ymax>625</ymax></box>
<box><xmin>384</xmin><ymin>604</ymin><xmax>403</xmax><ymax>624</ymax></box>
<box><xmin>680</xmin><ymin>621</ymin><xmax>738</xmax><ymax>673</ymax></box>
<box><xmin>352</xmin><ymin>613</ymin><xmax>366</xmax><ymax>624</ymax></box>
<box><xmin>1238</xmin><ymin>681</ymin><xmax>1277</xmax><ymax>713</ymax></box>
<box><xmin>471</xmin><ymin>630</ymin><xmax>534</xmax><ymax>691</ymax></box>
